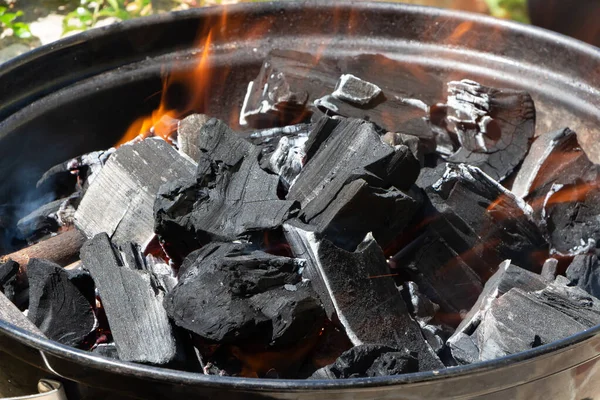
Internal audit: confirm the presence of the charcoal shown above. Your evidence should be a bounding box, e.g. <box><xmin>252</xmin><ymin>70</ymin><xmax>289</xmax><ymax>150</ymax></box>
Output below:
<box><xmin>512</xmin><ymin>128</ymin><xmax>596</xmax><ymax>199</ymax></box>
<box><xmin>382</xmin><ymin>131</ymin><xmax>436</xmax><ymax>167</ymax></box>
<box><xmin>442</xmin><ymin>80</ymin><xmax>535</xmax><ymax>181</ymax></box>
<box><xmin>27</xmin><ymin>259</ymin><xmax>96</xmax><ymax>347</ymax></box>
<box><xmin>260</xmin><ymin>135</ymin><xmax>307</xmax><ymax>190</ymax></box>
<box><xmin>246</xmin><ymin>123</ymin><xmax>312</xmax><ymax>149</ymax></box>
<box><xmin>303</xmin><ymin>116</ymin><xmax>340</xmax><ymax>162</ymax></box>
<box><xmin>288</xmin><ymin>118</ymin><xmax>420</xmax><ymax>221</ymax></box>
<box><xmin>283</xmin><ymin>225</ymin><xmax>442</xmax><ymax>371</ymax></box>
<box><xmin>145</xmin><ymin>254</ymin><xmax>177</xmax><ymax>293</ymax></box>
<box><xmin>415</xmin><ymin>163</ymin><xmax>448</xmax><ymax>189</ymax></box>
<box><xmin>402</xmin><ymin>281</ymin><xmax>439</xmax><ymax>324</ymax></box>
<box><xmin>310</xmin><ymin>344</ymin><xmax>418</xmax><ymax>379</ymax></box>
<box><xmin>92</xmin><ymin>343</ymin><xmax>119</xmax><ymax>359</ymax></box>
<box><xmin>304</xmin><ymin>179</ymin><xmax>421</xmax><ymax>251</ymax></box>
<box><xmin>16</xmin><ymin>198</ymin><xmax>62</xmax><ymax>241</ymax></box>
<box><xmin>541</xmin><ymin>258</ymin><xmax>559</xmax><ymax>281</ymax></box>
<box><xmin>566</xmin><ymin>253</ymin><xmax>600</xmax><ymax>300</ymax></box>
<box><xmin>448</xmin><ymin>260</ymin><xmax>547</xmax><ymax>345</ymax></box>
<box><xmin>66</xmin><ymin>268</ymin><xmax>96</xmax><ymax>306</ymax></box>
<box><xmin>535</xmin><ymin>279</ymin><xmax>600</xmax><ymax>326</ymax></box>
<box><xmin>448</xmin><ymin>333</ymin><xmax>479</xmax><ymax>365</ymax></box>
<box><xmin>164</xmin><ymin>242</ymin><xmax>324</xmax><ymax>346</ymax></box>
<box><xmin>196</xmin><ymin>118</ymin><xmax>253</xmax><ymax>166</ymax></box>
<box><xmin>55</xmin><ymin>192</ymin><xmax>81</xmax><ymax>227</ymax></box>
<box><xmin>0</xmin><ymin>290</ymin><xmax>45</xmax><ymax>338</ymax></box>
<box><xmin>177</xmin><ymin>113</ymin><xmax>209</xmax><ymax>160</ymax></box>
<box><xmin>331</xmin><ymin>74</ymin><xmax>382</xmax><ymax>105</ymax></box>
<box><xmin>75</xmin><ymin>138</ymin><xmax>196</xmax><ymax>248</ymax></box>
<box><xmin>155</xmin><ymin>140</ymin><xmax>297</xmax><ymax>258</ymax></box>
<box><xmin>540</xmin><ymin>182</ymin><xmax>600</xmax><ymax>255</ymax></box>
<box><xmin>80</xmin><ymin>233</ymin><xmax>179</xmax><ymax>365</ymax></box>
<box><xmin>0</xmin><ymin>259</ymin><xmax>19</xmax><ymax>302</ymax></box>
<box><xmin>427</xmin><ymin>163</ymin><xmax>548</xmax><ymax>273</ymax></box>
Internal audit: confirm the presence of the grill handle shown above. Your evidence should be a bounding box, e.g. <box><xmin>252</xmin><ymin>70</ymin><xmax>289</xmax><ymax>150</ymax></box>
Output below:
<box><xmin>3</xmin><ymin>380</ymin><xmax>66</xmax><ymax>400</ymax></box>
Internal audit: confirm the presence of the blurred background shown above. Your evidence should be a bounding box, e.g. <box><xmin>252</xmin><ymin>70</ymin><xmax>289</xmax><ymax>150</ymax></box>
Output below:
<box><xmin>0</xmin><ymin>0</ymin><xmax>598</xmax><ymax>63</ymax></box>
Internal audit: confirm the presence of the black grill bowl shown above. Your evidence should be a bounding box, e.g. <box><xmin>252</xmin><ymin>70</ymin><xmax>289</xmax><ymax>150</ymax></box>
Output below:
<box><xmin>1</xmin><ymin>2</ymin><xmax>600</xmax><ymax>399</ymax></box>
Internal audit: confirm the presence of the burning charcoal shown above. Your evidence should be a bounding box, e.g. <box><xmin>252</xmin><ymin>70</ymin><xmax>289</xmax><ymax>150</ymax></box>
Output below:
<box><xmin>55</xmin><ymin>192</ymin><xmax>81</xmax><ymax>227</ymax></box>
<box><xmin>310</xmin><ymin>344</ymin><xmax>418</xmax><ymax>379</ymax></box>
<box><xmin>16</xmin><ymin>198</ymin><xmax>62</xmax><ymax>241</ymax></box>
<box><xmin>196</xmin><ymin>118</ymin><xmax>253</xmax><ymax>166</ymax></box>
<box><xmin>0</xmin><ymin>290</ymin><xmax>45</xmax><ymax>338</ymax></box>
<box><xmin>75</xmin><ymin>138</ymin><xmax>196</xmax><ymax>248</ymax></box>
<box><xmin>27</xmin><ymin>259</ymin><xmax>96</xmax><ymax>347</ymax></box>
<box><xmin>304</xmin><ymin>179</ymin><xmax>421</xmax><ymax>252</ymax></box>
<box><xmin>427</xmin><ymin>163</ymin><xmax>548</xmax><ymax>273</ymax></box>
<box><xmin>80</xmin><ymin>233</ymin><xmax>180</xmax><ymax>365</ymax></box>
<box><xmin>541</xmin><ymin>258</ymin><xmax>559</xmax><ymax>281</ymax></box>
<box><xmin>513</xmin><ymin>128</ymin><xmax>597</xmax><ymax>200</ymax></box>
<box><xmin>540</xmin><ymin>182</ymin><xmax>600</xmax><ymax>255</ymax></box>
<box><xmin>402</xmin><ymin>282</ymin><xmax>439</xmax><ymax>324</ymax></box>
<box><xmin>448</xmin><ymin>260</ymin><xmax>547</xmax><ymax>351</ymax></box>
<box><xmin>260</xmin><ymin>135</ymin><xmax>307</xmax><ymax>190</ymax></box>
<box><xmin>164</xmin><ymin>242</ymin><xmax>324</xmax><ymax>347</ymax></box>
<box><xmin>177</xmin><ymin>113</ymin><xmax>209</xmax><ymax>160</ymax></box>
<box><xmin>566</xmin><ymin>254</ymin><xmax>600</xmax><ymax>298</ymax></box>
<box><xmin>382</xmin><ymin>131</ymin><xmax>436</xmax><ymax>167</ymax></box>
<box><xmin>442</xmin><ymin>80</ymin><xmax>535</xmax><ymax>181</ymax></box>
<box><xmin>92</xmin><ymin>343</ymin><xmax>119</xmax><ymax>360</ymax></box>
<box><xmin>288</xmin><ymin>118</ymin><xmax>420</xmax><ymax>221</ymax></box>
<box><xmin>0</xmin><ymin>259</ymin><xmax>18</xmax><ymax>302</ymax></box>
<box><xmin>247</xmin><ymin>123</ymin><xmax>312</xmax><ymax>149</ymax></box>
<box><xmin>283</xmin><ymin>225</ymin><xmax>442</xmax><ymax>371</ymax></box>
<box><xmin>331</xmin><ymin>74</ymin><xmax>382</xmax><ymax>105</ymax></box>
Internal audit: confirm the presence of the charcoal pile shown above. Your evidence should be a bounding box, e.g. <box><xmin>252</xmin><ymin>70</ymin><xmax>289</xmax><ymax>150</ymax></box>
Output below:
<box><xmin>2</xmin><ymin>49</ymin><xmax>600</xmax><ymax>380</ymax></box>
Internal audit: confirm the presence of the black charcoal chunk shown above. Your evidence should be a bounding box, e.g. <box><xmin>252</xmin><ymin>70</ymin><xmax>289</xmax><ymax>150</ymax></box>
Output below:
<box><xmin>566</xmin><ymin>254</ymin><xmax>600</xmax><ymax>300</ymax></box>
<box><xmin>541</xmin><ymin>258</ymin><xmax>559</xmax><ymax>281</ymax></box>
<box><xmin>382</xmin><ymin>131</ymin><xmax>436</xmax><ymax>167</ymax></box>
<box><xmin>443</xmin><ymin>80</ymin><xmax>535</xmax><ymax>181</ymax></box>
<box><xmin>16</xmin><ymin>199</ymin><xmax>62</xmax><ymax>241</ymax></box>
<box><xmin>403</xmin><ymin>281</ymin><xmax>439</xmax><ymax>324</ymax></box>
<box><xmin>310</xmin><ymin>344</ymin><xmax>418</xmax><ymax>379</ymax></box>
<box><xmin>534</xmin><ymin>279</ymin><xmax>600</xmax><ymax>327</ymax></box>
<box><xmin>331</xmin><ymin>74</ymin><xmax>382</xmax><ymax>105</ymax></box>
<box><xmin>260</xmin><ymin>134</ymin><xmax>307</xmax><ymax>190</ymax></box>
<box><xmin>283</xmin><ymin>225</ymin><xmax>442</xmax><ymax>371</ymax></box>
<box><xmin>75</xmin><ymin>138</ymin><xmax>196</xmax><ymax>248</ymax></box>
<box><xmin>196</xmin><ymin>118</ymin><xmax>253</xmax><ymax>166</ymax></box>
<box><xmin>177</xmin><ymin>113</ymin><xmax>209</xmax><ymax>160</ymax></box>
<box><xmin>27</xmin><ymin>259</ymin><xmax>96</xmax><ymax>347</ymax></box>
<box><xmin>427</xmin><ymin>163</ymin><xmax>548</xmax><ymax>273</ymax></box>
<box><xmin>92</xmin><ymin>343</ymin><xmax>120</xmax><ymax>360</ymax></box>
<box><xmin>288</xmin><ymin>118</ymin><xmax>420</xmax><ymax>221</ymax></box>
<box><xmin>80</xmin><ymin>233</ymin><xmax>179</xmax><ymax>365</ymax></box>
<box><xmin>512</xmin><ymin>128</ymin><xmax>596</xmax><ymax>199</ymax></box>
<box><xmin>306</xmin><ymin>179</ymin><xmax>421</xmax><ymax>252</ymax></box>
<box><xmin>0</xmin><ymin>259</ymin><xmax>19</xmax><ymax>302</ymax></box>
<box><xmin>303</xmin><ymin>116</ymin><xmax>340</xmax><ymax>162</ymax></box>
<box><xmin>247</xmin><ymin>123</ymin><xmax>312</xmax><ymax>149</ymax></box>
<box><xmin>164</xmin><ymin>242</ymin><xmax>323</xmax><ymax>346</ymax></box>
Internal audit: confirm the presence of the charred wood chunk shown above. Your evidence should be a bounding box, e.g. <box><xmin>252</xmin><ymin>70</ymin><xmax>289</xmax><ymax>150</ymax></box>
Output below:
<box><xmin>283</xmin><ymin>224</ymin><xmax>442</xmax><ymax>371</ymax></box>
<box><xmin>75</xmin><ymin>138</ymin><xmax>196</xmax><ymax>248</ymax></box>
<box><xmin>16</xmin><ymin>198</ymin><xmax>62</xmax><ymax>242</ymax></box>
<box><xmin>566</xmin><ymin>254</ymin><xmax>600</xmax><ymax>300</ymax></box>
<box><xmin>177</xmin><ymin>113</ymin><xmax>209</xmax><ymax>160</ymax></box>
<box><xmin>448</xmin><ymin>260</ymin><xmax>547</xmax><ymax>348</ymax></box>
<box><xmin>164</xmin><ymin>242</ymin><xmax>324</xmax><ymax>347</ymax></box>
<box><xmin>541</xmin><ymin>258</ymin><xmax>559</xmax><ymax>281</ymax></box>
<box><xmin>27</xmin><ymin>259</ymin><xmax>96</xmax><ymax>347</ymax></box>
<box><xmin>196</xmin><ymin>118</ymin><xmax>253</xmax><ymax>166</ymax></box>
<box><xmin>80</xmin><ymin>233</ymin><xmax>179</xmax><ymax>365</ymax></box>
<box><xmin>240</xmin><ymin>50</ymin><xmax>339</xmax><ymax>128</ymax></box>
<box><xmin>303</xmin><ymin>116</ymin><xmax>340</xmax><ymax>163</ymax></box>
<box><xmin>306</xmin><ymin>179</ymin><xmax>421</xmax><ymax>252</ymax></box>
<box><xmin>0</xmin><ymin>259</ymin><xmax>19</xmax><ymax>302</ymax></box>
<box><xmin>310</xmin><ymin>344</ymin><xmax>418</xmax><ymax>379</ymax></box>
<box><xmin>155</xmin><ymin>143</ymin><xmax>297</xmax><ymax>259</ymax></box>
<box><xmin>382</xmin><ymin>131</ymin><xmax>437</xmax><ymax>168</ymax></box>
<box><xmin>288</xmin><ymin>118</ymin><xmax>420</xmax><ymax>219</ymax></box>
<box><xmin>247</xmin><ymin>123</ymin><xmax>312</xmax><ymax>150</ymax></box>
<box><xmin>427</xmin><ymin>163</ymin><xmax>548</xmax><ymax>273</ymax></box>
<box><xmin>540</xmin><ymin>182</ymin><xmax>600</xmax><ymax>255</ymax></box>
<box><xmin>443</xmin><ymin>80</ymin><xmax>535</xmax><ymax>181</ymax></box>
<box><xmin>259</xmin><ymin>134</ymin><xmax>308</xmax><ymax>191</ymax></box>
<box><xmin>512</xmin><ymin>128</ymin><xmax>597</xmax><ymax>199</ymax></box>
<box><xmin>332</xmin><ymin>74</ymin><xmax>382</xmax><ymax>105</ymax></box>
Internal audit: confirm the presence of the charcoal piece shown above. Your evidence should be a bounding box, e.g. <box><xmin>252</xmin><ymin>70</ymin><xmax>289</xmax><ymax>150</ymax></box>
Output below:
<box><xmin>261</xmin><ymin>135</ymin><xmax>307</xmax><ymax>190</ymax></box>
<box><xmin>165</xmin><ymin>242</ymin><xmax>322</xmax><ymax>346</ymax></box>
<box><xmin>310</xmin><ymin>344</ymin><xmax>418</xmax><ymax>379</ymax></box>
<box><xmin>513</xmin><ymin>128</ymin><xmax>598</xmax><ymax>201</ymax></box>
<box><xmin>303</xmin><ymin>116</ymin><xmax>340</xmax><ymax>162</ymax></box>
<box><xmin>0</xmin><ymin>259</ymin><xmax>19</xmax><ymax>302</ymax></box>
<box><xmin>66</xmin><ymin>268</ymin><xmax>96</xmax><ymax>306</ymax></box>
<box><xmin>55</xmin><ymin>192</ymin><xmax>81</xmax><ymax>227</ymax></box>
<box><xmin>449</xmin><ymin>260</ymin><xmax>547</xmax><ymax>344</ymax></box>
<box><xmin>155</xmin><ymin>146</ymin><xmax>297</xmax><ymax>258</ymax></box>
<box><xmin>246</xmin><ymin>123</ymin><xmax>312</xmax><ymax>149</ymax></box>
<box><xmin>566</xmin><ymin>254</ymin><xmax>600</xmax><ymax>298</ymax></box>
<box><xmin>534</xmin><ymin>279</ymin><xmax>600</xmax><ymax>327</ymax></box>
<box><xmin>304</xmin><ymin>179</ymin><xmax>421</xmax><ymax>252</ymax></box>
<box><xmin>448</xmin><ymin>333</ymin><xmax>479</xmax><ymax>365</ymax></box>
<box><xmin>0</xmin><ymin>290</ymin><xmax>45</xmax><ymax>337</ymax></box>
<box><xmin>443</xmin><ymin>80</ymin><xmax>535</xmax><ymax>181</ymax></box>
<box><xmin>331</xmin><ymin>74</ymin><xmax>382</xmax><ymax>105</ymax></box>
<box><xmin>145</xmin><ymin>254</ymin><xmax>177</xmax><ymax>293</ymax></box>
<box><xmin>196</xmin><ymin>118</ymin><xmax>253</xmax><ymax>166</ymax></box>
<box><xmin>177</xmin><ymin>113</ymin><xmax>209</xmax><ymax>160</ymax></box>
<box><xmin>415</xmin><ymin>163</ymin><xmax>448</xmax><ymax>189</ymax></box>
<box><xmin>92</xmin><ymin>343</ymin><xmax>119</xmax><ymax>360</ymax></box>
<box><xmin>402</xmin><ymin>281</ymin><xmax>439</xmax><ymax>324</ymax></box>
<box><xmin>27</xmin><ymin>259</ymin><xmax>96</xmax><ymax>347</ymax></box>
<box><xmin>427</xmin><ymin>163</ymin><xmax>548</xmax><ymax>273</ymax></box>
<box><xmin>16</xmin><ymin>198</ymin><xmax>62</xmax><ymax>241</ymax></box>
<box><xmin>541</xmin><ymin>258</ymin><xmax>559</xmax><ymax>281</ymax></box>
<box><xmin>382</xmin><ymin>131</ymin><xmax>436</xmax><ymax>167</ymax></box>
<box><xmin>80</xmin><ymin>233</ymin><xmax>179</xmax><ymax>365</ymax></box>
<box><xmin>75</xmin><ymin>138</ymin><xmax>196</xmax><ymax>248</ymax></box>
<box><xmin>541</xmin><ymin>182</ymin><xmax>600</xmax><ymax>255</ymax></box>
<box><xmin>475</xmin><ymin>288</ymin><xmax>588</xmax><ymax>362</ymax></box>
<box><xmin>240</xmin><ymin>50</ymin><xmax>339</xmax><ymax>128</ymax></box>
<box><xmin>283</xmin><ymin>225</ymin><xmax>442</xmax><ymax>370</ymax></box>
<box><xmin>288</xmin><ymin>118</ymin><xmax>419</xmax><ymax>219</ymax></box>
